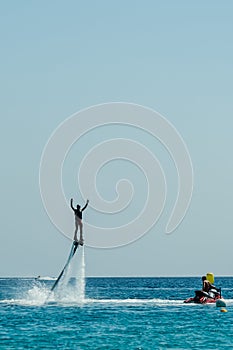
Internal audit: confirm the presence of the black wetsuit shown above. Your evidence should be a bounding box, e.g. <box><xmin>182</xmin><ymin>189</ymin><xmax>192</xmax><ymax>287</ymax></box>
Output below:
<box><xmin>74</xmin><ymin>209</ymin><xmax>82</xmax><ymax>219</ymax></box>
<box><xmin>73</xmin><ymin>202</ymin><xmax>88</xmax><ymax>219</ymax></box>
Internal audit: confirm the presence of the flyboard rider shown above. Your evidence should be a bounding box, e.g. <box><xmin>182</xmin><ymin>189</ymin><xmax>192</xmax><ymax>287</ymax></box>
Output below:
<box><xmin>70</xmin><ymin>198</ymin><xmax>89</xmax><ymax>246</ymax></box>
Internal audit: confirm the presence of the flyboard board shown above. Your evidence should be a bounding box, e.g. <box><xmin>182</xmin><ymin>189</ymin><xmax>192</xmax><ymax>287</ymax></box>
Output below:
<box><xmin>51</xmin><ymin>241</ymin><xmax>80</xmax><ymax>291</ymax></box>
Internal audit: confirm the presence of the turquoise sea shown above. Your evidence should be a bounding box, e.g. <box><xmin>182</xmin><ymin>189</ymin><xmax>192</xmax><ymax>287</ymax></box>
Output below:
<box><xmin>0</xmin><ymin>250</ymin><xmax>232</xmax><ymax>349</ymax></box>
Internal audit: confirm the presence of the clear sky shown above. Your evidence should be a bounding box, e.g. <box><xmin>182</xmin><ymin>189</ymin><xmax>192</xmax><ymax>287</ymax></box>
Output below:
<box><xmin>0</xmin><ymin>1</ymin><xmax>232</xmax><ymax>277</ymax></box>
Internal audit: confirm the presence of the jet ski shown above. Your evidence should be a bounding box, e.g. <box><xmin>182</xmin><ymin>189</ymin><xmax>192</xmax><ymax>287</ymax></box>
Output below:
<box><xmin>184</xmin><ymin>287</ymin><xmax>222</xmax><ymax>304</ymax></box>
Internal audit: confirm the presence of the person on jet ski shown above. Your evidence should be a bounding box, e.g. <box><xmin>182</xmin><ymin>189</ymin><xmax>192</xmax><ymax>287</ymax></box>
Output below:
<box><xmin>202</xmin><ymin>276</ymin><xmax>212</xmax><ymax>292</ymax></box>
<box><xmin>202</xmin><ymin>276</ymin><xmax>220</xmax><ymax>298</ymax></box>
<box><xmin>184</xmin><ymin>275</ymin><xmax>222</xmax><ymax>303</ymax></box>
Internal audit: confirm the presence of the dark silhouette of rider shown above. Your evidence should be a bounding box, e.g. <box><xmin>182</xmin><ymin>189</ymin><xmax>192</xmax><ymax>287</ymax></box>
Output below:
<box><xmin>70</xmin><ymin>198</ymin><xmax>89</xmax><ymax>245</ymax></box>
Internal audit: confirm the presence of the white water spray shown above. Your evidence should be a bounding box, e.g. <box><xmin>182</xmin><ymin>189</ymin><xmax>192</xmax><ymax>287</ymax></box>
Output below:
<box><xmin>52</xmin><ymin>245</ymin><xmax>86</xmax><ymax>304</ymax></box>
<box><xmin>75</xmin><ymin>246</ymin><xmax>85</xmax><ymax>301</ymax></box>
<box><xmin>22</xmin><ymin>245</ymin><xmax>86</xmax><ymax>306</ymax></box>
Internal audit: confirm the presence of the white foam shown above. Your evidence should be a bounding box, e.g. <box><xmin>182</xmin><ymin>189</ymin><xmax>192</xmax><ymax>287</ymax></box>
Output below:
<box><xmin>1</xmin><ymin>295</ymin><xmax>233</xmax><ymax>308</ymax></box>
<box><xmin>84</xmin><ymin>298</ymin><xmax>184</xmax><ymax>306</ymax></box>
<box><xmin>24</xmin><ymin>285</ymin><xmax>51</xmax><ymax>306</ymax></box>
<box><xmin>0</xmin><ymin>286</ymin><xmax>51</xmax><ymax>306</ymax></box>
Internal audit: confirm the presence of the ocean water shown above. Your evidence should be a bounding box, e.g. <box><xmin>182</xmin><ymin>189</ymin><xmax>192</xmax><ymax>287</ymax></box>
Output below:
<box><xmin>0</xmin><ymin>251</ymin><xmax>232</xmax><ymax>349</ymax></box>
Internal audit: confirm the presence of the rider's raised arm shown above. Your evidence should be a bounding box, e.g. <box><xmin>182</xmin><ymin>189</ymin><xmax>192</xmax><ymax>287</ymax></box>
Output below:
<box><xmin>70</xmin><ymin>198</ymin><xmax>75</xmax><ymax>211</ymax></box>
<box><xmin>81</xmin><ymin>199</ymin><xmax>89</xmax><ymax>212</ymax></box>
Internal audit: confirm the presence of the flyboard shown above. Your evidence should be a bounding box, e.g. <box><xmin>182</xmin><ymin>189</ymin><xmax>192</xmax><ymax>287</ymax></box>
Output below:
<box><xmin>51</xmin><ymin>241</ymin><xmax>80</xmax><ymax>292</ymax></box>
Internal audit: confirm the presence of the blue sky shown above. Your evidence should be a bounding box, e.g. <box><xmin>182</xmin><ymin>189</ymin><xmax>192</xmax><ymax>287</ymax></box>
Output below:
<box><xmin>0</xmin><ymin>1</ymin><xmax>232</xmax><ymax>277</ymax></box>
